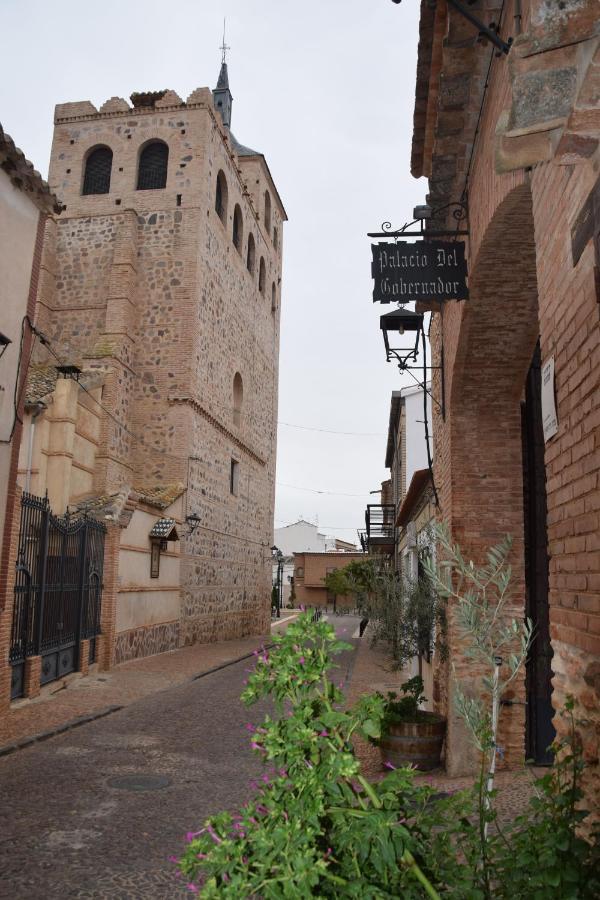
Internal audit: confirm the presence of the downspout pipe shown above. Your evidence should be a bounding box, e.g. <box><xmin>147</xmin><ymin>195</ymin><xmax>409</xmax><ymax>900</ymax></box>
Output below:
<box><xmin>25</xmin><ymin>401</ymin><xmax>46</xmax><ymax>495</ymax></box>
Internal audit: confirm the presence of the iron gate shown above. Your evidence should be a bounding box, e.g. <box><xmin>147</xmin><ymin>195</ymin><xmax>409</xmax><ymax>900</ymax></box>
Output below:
<box><xmin>10</xmin><ymin>493</ymin><xmax>106</xmax><ymax>699</ymax></box>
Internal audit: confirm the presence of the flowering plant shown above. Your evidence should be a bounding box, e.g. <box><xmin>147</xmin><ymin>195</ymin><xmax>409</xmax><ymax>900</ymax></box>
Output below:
<box><xmin>177</xmin><ymin>613</ymin><xmax>470</xmax><ymax>898</ymax></box>
<box><xmin>176</xmin><ymin>613</ymin><xmax>599</xmax><ymax>898</ymax></box>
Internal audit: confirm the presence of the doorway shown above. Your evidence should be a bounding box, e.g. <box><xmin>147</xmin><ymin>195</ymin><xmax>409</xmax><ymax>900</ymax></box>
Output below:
<box><xmin>522</xmin><ymin>342</ymin><xmax>555</xmax><ymax>764</ymax></box>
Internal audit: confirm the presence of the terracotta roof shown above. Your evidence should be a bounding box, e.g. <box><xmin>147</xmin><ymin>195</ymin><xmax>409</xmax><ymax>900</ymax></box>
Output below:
<box><xmin>396</xmin><ymin>468</ymin><xmax>432</xmax><ymax>528</ymax></box>
<box><xmin>134</xmin><ymin>482</ymin><xmax>185</xmax><ymax>510</ymax></box>
<box><xmin>0</xmin><ymin>123</ymin><xmax>61</xmax><ymax>214</ymax></box>
<box><xmin>25</xmin><ymin>364</ymin><xmax>106</xmax><ymax>406</ymax></box>
<box><xmin>75</xmin><ymin>486</ymin><xmax>131</xmax><ymax>522</ymax></box>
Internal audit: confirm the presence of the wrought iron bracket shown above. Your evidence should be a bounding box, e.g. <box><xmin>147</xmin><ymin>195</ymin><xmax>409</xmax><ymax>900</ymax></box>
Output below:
<box><xmin>447</xmin><ymin>0</ymin><xmax>513</xmax><ymax>56</ymax></box>
<box><xmin>390</xmin><ymin>0</ymin><xmax>512</xmax><ymax>56</ymax></box>
<box><xmin>368</xmin><ymin>200</ymin><xmax>469</xmax><ymax>239</ymax></box>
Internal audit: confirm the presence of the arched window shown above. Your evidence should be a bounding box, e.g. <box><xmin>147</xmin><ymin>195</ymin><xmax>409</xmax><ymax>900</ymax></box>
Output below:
<box><xmin>271</xmin><ymin>282</ymin><xmax>277</xmax><ymax>313</ymax></box>
<box><xmin>233</xmin><ymin>372</ymin><xmax>243</xmax><ymax>427</ymax></box>
<box><xmin>137</xmin><ymin>141</ymin><xmax>168</xmax><ymax>190</ymax></box>
<box><xmin>258</xmin><ymin>258</ymin><xmax>266</xmax><ymax>294</ymax></box>
<box><xmin>264</xmin><ymin>190</ymin><xmax>272</xmax><ymax>235</ymax></box>
<box><xmin>273</xmin><ymin>226</ymin><xmax>278</xmax><ymax>250</ymax></box>
<box><xmin>246</xmin><ymin>233</ymin><xmax>256</xmax><ymax>274</ymax></box>
<box><xmin>82</xmin><ymin>146</ymin><xmax>112</xmax><ymax>195</ymax></box>
<box><xmin>232</xmin><ymin>204</ymin><xmax>243</xmax><ymax>254</ymax></box>
<box><xmin>215</xmin><ymin>170</ymin><xmax>228</xmax><ymax>224</ymax></box>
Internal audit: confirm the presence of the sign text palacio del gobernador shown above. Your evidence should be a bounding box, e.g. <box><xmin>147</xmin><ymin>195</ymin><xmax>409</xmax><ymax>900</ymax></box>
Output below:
<box><xmin>371</xmin><ymin>239</ymin><xmax>469</xmax><ymax>303</ymax></box>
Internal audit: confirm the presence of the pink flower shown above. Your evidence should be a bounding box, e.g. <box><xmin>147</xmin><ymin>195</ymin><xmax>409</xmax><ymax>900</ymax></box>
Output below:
<box><xmin>262</xmin><ymin>774</ymin><xmax>270</xmax><ymax>783</ymax></box>
<box><xmin>245</xmin><ymin>723</ymin><xmax>255</xmax><ymax>732</ymax></box>
<box><xmin>319</xmin><ymin>730</ymin><xmax>329</xmax><ymax>737</ymax></box>
<box><xmin>206</xmin><ymin>825</ymin><xmax>222</xmax><ymax>844</ymax></box>
<box><xmin>242</xmin><ymin>856</ymin><xmax>249</xmax><ymax>864</ymax></box>
<box><xmin>187</xmin><ymin>884</ymin><xmax>198</xmax><ymax>893</ymax></box>
<box><xmin>384</xmin><ymin>761</ymin><xmax>396</xmax><ymax>770</ymax></box>
<box><xmin>168</xmin><ymin>855</ymin><xmax>179</xmax><ymax>864</ymax></box>
<box><xmin>186</xmin><ymin>830</ymin><xmax>204</xmax><ymax>843</ymax></box>
<box><xmin>299</xmin><ymin>657</ymin><xmax>305</xmax><ymax>665</ymax></box>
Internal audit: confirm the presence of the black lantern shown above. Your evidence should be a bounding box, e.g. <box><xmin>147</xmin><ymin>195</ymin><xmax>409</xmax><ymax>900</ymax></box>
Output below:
<box><xmin>380</xmin><ymin>308</ymin><xmax>424</xmax><ymax>370</ymax></box>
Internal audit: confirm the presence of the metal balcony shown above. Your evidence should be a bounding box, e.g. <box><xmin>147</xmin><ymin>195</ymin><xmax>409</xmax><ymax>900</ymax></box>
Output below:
<box><xmin>364</xmin><ymin>504</ymin><xmax>395</xmax><ymax>554</ymax></box>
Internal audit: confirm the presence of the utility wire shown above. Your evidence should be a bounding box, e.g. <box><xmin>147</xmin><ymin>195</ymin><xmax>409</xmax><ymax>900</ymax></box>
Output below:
<box><xmin>27</xmin><ymin>332</ymin><xmax>377</xmax><ymax>499</ymax></box>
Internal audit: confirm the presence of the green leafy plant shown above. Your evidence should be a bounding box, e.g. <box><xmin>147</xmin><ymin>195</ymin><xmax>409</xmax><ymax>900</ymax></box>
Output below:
<box><xmin>379</xmin><ymin>676</ymin><xmax>429</xmax><ymax>729</ymax></box>
<box><xmin>492</xmin><ymin>696</ymin><xmax>600</xmax><ymax>899</ymax></box>
<box><xmin>175</xmin><ymin>613</ymin><xmax>599</xmax><ymax>898</ymax></box>
<box><xmin>423</xmin><ymin>524</ymin><xmax>533</xmax><ymax>847</ymax></box>
<box><xmin>177</xmin><ymin>613</ymin><xmax>472</xmax><ymax>898</ymax></box>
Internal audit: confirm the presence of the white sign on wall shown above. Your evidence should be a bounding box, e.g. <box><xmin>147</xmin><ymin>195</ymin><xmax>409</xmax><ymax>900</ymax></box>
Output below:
<box><xmin>541</xmin><ymin>355</ymin><xmax>558</xmax><ymax>442</ymax></box>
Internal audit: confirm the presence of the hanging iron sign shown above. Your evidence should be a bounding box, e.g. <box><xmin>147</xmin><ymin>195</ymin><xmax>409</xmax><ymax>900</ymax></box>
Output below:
<box><xmin>371</xmin><ymin>240</ymin><xmax>468</xmax><ymax>303</ymax></box>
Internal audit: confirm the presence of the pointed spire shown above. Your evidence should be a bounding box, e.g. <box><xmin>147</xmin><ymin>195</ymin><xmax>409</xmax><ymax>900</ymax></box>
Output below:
<box><xmin>213</xmin><ymin>20</ymin><xmax>233</xmax><ymax>127</ymax></box>
<box><xmin>216</xmin><ymin>62</ymin><xmax>229</xmax><ymax>91</ymax></box>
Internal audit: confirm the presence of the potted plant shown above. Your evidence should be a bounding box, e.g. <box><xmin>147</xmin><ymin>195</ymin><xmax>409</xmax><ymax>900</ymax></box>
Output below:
<box><xmin>377</xmin><ymin>676</ymin><xmax>446</xmax><ymax>771</ymax></box>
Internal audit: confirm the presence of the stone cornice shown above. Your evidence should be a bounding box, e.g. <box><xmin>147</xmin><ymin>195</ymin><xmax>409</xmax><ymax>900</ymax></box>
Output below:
<box><xmin>169</xmin><ymin>395</ymin><xmax>267</xmax><ymax>466</ymax></box>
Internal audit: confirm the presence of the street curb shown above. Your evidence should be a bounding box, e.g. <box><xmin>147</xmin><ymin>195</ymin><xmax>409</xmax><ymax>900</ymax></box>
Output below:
<box><xmin>189</xmin><ymin>644</ymin><xmax>274</xmax><ymax>682</ymax></box>
<box><xmin>0</xmin><ymin>622</ymin><xmax>298</xmax><ymax>759</ymax></box>
<box><xmin>0</xmin><ymin>704</ymin><xmax>123</xmax><ymax>759</ymax></box>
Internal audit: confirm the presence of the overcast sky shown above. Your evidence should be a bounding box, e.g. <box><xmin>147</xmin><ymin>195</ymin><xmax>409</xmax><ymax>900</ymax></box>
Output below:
<box><xmin>1</xmin><ymin>0</ymin><xmax>426</xmax><ymax>545</ymax></box>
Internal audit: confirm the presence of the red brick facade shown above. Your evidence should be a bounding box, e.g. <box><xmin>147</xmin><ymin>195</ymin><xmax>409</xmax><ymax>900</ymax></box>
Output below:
<box><xmin>411</xmin><ymin>0</ymin><xmax>599</xmax><ymax>804</ymax></box>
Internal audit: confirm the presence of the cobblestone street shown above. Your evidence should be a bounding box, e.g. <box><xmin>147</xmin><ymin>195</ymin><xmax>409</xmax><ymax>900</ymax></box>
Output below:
<box><xmin>0</xmin><ymin>616</ymin><xmax>359</xmax><ymax>899</ymax></box>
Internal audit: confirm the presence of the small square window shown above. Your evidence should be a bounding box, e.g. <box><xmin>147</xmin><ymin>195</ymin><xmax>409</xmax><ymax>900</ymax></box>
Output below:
<box><xmin>230</xmin><ymin>459</ymin><xmax>239</xmax><ymax>495</ymax></box>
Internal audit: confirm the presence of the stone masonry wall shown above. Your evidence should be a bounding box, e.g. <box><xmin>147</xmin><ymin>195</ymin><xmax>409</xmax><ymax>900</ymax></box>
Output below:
<box><xmin>34</xmin><ymin>86</ymin><xmax>283</xmax><ymax>658</ymax></box>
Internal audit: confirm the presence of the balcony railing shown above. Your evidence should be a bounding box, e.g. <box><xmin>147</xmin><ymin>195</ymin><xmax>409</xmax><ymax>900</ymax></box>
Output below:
<box><xmin>364</xmin><ymin>504</ymin><xmax>395</xmax><ymax>553</ymax></box>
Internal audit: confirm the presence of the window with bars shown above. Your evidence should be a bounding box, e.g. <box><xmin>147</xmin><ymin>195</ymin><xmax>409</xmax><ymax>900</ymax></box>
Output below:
<box><xmin>137</xmin><ymin>141</ymin><xmax>169</xmax><ymax>190</ymax></box>
<box><xmin>82</xmin><ymin>146</ymin><xmax>113</xmax><ymax>195</ymax></box>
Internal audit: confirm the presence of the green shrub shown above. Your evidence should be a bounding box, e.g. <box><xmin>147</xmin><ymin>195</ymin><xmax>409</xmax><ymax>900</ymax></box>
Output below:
<box><xmin>176</xmin><ymin>613</ymin><xmax>599</xmax><ymax>898</ymax></box>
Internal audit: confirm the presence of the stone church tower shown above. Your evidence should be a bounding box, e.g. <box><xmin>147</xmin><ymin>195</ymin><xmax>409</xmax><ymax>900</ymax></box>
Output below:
<box><xmin>27</xmin><ymin>64</ymin><xmax>286</xmax><ymax>662</ymax></box>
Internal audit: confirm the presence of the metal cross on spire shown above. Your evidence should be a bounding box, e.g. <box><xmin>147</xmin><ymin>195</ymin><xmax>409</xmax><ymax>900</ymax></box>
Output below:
<box><xmin>220</xmin><ymin>18</ymin><xmax>230</xmax><ymax>64</ymax></box>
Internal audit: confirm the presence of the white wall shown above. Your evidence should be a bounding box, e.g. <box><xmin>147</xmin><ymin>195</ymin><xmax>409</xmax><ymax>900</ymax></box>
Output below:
<box><xmin>0</xmin><ymin>168</ymin><xmax>40</xmax><ymax>546</ymax></box>
<box><xmin>273</xmin><ymin>520</ymin><xmax>327</xmax><ymax>555</ymax></box>
<box><xmin>403</xmin><ymin>385</ymin><xmax>433</xmax><ymax>493</ymax></box>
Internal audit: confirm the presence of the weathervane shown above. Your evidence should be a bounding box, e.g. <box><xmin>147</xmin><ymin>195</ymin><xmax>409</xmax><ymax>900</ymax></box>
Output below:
<box><xmin>220</xmin><ymin>18</ymin><xmax>230</xmax><ymax>64</ymax></box>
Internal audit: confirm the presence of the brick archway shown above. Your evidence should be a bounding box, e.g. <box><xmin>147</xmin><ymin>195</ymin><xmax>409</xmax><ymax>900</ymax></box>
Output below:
<box><xmin>443</xmin><ymin>182</ymin><xmax>542</xmax><ymax>774</ymax></box>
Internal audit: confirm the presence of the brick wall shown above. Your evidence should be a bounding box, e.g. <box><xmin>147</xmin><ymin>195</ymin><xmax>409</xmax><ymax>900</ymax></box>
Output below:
<box><xmin>419</xmin><ymin>0</ymin><xmax>600</xmax><ymax>798</ymax></box>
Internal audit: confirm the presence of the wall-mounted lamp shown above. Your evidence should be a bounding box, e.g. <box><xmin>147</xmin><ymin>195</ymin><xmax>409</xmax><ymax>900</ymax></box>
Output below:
<box><xmin>186</xmin><ymin>512</ymin><xmax>202</xmax><ymax>534</ymax></box>
<box><xmin>380</xmin><ymin>307</ymin><xmax>444</xmax><ymax>419</ymax></box>
<box><xmin>380</xmin><ymin>308</ymin><xmax>424</xmax><ymax>369</ymax></box>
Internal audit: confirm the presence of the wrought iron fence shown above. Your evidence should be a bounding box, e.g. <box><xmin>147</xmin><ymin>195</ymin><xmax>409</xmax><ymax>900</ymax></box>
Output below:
<box><xmin>10</xmin><ymin>493</ymin><xmax>106</xmax><ymax>699</ymax></box>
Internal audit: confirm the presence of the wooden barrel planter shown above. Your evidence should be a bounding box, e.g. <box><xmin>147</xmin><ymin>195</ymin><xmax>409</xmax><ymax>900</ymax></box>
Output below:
<box><xmin>379</xmin><ymin>712</ymin><xmax>446</xmax><ymax>771</ymax></box>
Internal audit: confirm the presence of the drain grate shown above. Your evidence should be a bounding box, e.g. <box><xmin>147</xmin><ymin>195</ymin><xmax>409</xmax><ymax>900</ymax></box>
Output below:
<box><xmin>108</xmin><ymin>774</ymin><xmax>171</xmax><ymax>792</ymax></box>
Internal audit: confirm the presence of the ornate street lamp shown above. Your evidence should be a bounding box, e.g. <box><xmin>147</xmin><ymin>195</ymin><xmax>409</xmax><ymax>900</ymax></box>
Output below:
<box><xmin>271</xmin><ymin>545</ymin><xmax>283</xmax><ymax>619</ymax></box>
